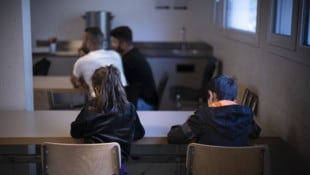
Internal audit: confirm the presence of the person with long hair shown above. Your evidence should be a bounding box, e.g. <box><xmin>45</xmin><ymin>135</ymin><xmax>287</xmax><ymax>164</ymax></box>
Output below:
<box><xmin>70</xmin><ymin>65</ymin><xmax>145</xmax><ymax>165</ymax></box>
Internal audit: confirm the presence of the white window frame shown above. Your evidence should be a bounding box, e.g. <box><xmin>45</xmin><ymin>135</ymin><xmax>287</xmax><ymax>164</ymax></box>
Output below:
<box><xmin>296</xmin><ymin>0</ymin><xmax>310</xmax><ymax>63</ymax></box>
<box><xmin>266</xmin><ymin>0</ymin><xmax>299</xmax><ymax>50</ymax></box>
<box><xmin>213</xmin><ymin>0</ymin><xmax>223</xmax><ymax>29</ymax></box>
<box><xmin>264</xmin><ymin>0</ymin><xmax>310</xmax><ymax>66</ymax></box>
<box><xmin>213</xmin><ymin>0</ymin><xmax>261</xmax><ymax>47</ymax></box>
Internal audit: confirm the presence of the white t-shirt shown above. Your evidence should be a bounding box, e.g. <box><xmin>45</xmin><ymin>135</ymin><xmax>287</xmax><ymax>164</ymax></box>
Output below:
<box><xmin>73</xmin><ymin>49</ymin><xmax>127</xmax><ymax>97</ymax></box>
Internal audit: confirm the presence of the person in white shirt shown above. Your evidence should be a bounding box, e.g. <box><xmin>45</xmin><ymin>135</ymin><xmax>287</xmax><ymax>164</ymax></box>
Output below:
<box><xmin>71</xmin><ymin>27</ymin><xmax>127</xmax><ymax>97</ymax></box>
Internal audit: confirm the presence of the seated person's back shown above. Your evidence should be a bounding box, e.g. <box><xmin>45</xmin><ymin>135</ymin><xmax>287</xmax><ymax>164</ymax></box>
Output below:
<box><xmin>167</xmin><ymin>75</ymin><xmax>261</xmax><ymax>146</ymax></box>
<box><xmin>110</xmin><ymin>26</ymin><xmax>158</xmax><ymax>110</ymax></box>
<box><xmin>70</xmin><ymin>65</ymin><xmax>145</xmax><ymax>162</ymax></box>
<box><xmin>71</xmin><ymin>27</ymin><xmax>127</xmax><ymax>98</ymax></box>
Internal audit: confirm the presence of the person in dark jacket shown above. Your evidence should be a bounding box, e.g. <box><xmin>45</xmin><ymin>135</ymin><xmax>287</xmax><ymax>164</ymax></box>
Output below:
<box><xmin>110</xmin><ymin>26</ymin><xmax>158</xmax><ymax>110</ymax></box>
<box><xmin>70</xmin><ymin>65</ymin><xmax>145</xmax><ymax>163</ymax></box>
<box><xmin>167</xmin><ymin>75</ymin><xmax>261</xmax><ymax>146</ymax></box>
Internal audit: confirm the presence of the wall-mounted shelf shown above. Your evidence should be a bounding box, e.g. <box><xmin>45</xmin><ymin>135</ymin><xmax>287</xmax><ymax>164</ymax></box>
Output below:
<box><xmin>155</xmin><ymin>0</ymin><xmax>189</xmax><ymax>10</ymax></box>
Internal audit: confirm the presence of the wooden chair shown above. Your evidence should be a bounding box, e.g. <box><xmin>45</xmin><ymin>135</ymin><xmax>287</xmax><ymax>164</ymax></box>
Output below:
<box><xmin>186</xmin><ymin>143</ymin><xmax>269</xmax><ymax>175</ymax></box>
<box><xmin>157</xmin><ymin>72</ymin><xmax>169</xmax><ymax>110</ymax></box>
<box><xmin>48</xmin><ymin>89</ymin><xmax>87</xmax><ymax>110</ymax></box>
<box><xmin>241</xmin><ymin>88</ymin><xmax>258</xmax><ymax>116</ymax></box>
<box><xmin>236</xmin><ymin>82</ymin><xmax>246</xmax><ymax>104</ymax></box>
<box><xmin>41</xmin><ymin>142</ymin><xmax>121</xmax><ymax>175</ymax></box>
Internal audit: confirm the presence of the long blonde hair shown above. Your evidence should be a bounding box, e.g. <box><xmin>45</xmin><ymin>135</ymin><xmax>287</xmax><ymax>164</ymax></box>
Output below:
<box><xmin>90</xmin><ymin>65</ymin><xmax>128</xmax><ymax>113</ymax></box>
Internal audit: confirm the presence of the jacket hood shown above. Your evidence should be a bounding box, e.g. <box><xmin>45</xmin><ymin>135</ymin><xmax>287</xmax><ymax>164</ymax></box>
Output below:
<box><xmin>203</xmin><ymin>105</ymin><xmax>253</xmax><ymax>139</ymax></box>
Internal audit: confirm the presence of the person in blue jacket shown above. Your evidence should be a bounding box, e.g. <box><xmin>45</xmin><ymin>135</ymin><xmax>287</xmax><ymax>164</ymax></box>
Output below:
<box><xmin>167</xmin><ymin>74</ymin><xmax>261</xmax><ymax>146</ymax></box>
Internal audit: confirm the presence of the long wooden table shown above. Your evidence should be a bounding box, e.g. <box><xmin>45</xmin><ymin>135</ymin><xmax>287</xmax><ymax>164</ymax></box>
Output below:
<box><xmin>0</xmin><ymin>110</ymin><xmax>285</xmax><ymax>175</ymax></box>
<box><xmin>33</xmin><ymin>76</ymin><xmax>82</xmax><ymax>110</ymax></box>
<box><xmin>0</xmin><ymin>110</ymin><xmax>191</xmax><ymax>143</ymax></box>
<box><xmin>0</xmin><ymin>110</ymin><xmax>282</xmax><ymax>144</ymax></box>
<box><xmin>0</xmin><ymin>110</ymin><xmax>192</xmax><ymax>175</ymax></box>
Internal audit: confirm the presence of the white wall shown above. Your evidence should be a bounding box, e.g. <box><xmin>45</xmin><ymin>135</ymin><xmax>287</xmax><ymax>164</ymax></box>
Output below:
<box><xmin>0</xmin><ymin>0</ymin><xmax>33</xmax><ymax>110</ymax></box>
<box><xmin>30</xmin><ymin>0</ymin><xmax>205</xmax><ymax>46</ymax></box>
<box><xmin>196</xmin><ymin>0</ymin><xmax>310</xmax><ymax>173</ymax></box>
<box><xmin>0</xmin><ymin>1</ymin><xmax>34</xmax><ymax>175</ymax></box>
<box><xmin>12</xmin><ymin>0</ymin><xmax>310</xmax><ymax>173</ymax></box>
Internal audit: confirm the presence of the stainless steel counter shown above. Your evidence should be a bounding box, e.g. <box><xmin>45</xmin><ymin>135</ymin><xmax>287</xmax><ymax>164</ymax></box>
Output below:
<box><xmin>33</xmin><ymin>41</ymin><xmax>213</xmax><ymax>58</ymax></box>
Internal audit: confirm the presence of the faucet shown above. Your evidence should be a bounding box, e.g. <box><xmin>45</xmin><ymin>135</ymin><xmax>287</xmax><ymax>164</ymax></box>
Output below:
<box><xmin>180</xmin><ymin>26</ymin><xmax>187</xmax><ymax>50</ymax></box>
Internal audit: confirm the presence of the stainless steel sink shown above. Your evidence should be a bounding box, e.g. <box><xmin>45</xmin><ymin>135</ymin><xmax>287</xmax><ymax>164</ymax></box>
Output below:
<box><xmin>171</xmin><ymin>49</ymin><xmax>201</xmax><ymax>55</ymax></box>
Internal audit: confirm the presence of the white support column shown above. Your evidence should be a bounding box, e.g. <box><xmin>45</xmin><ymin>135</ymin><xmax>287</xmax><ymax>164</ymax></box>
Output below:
<box><xmin>0</xmin><ymin>0</ymin><xmax>33</xmax><ymax>110</ymax></box>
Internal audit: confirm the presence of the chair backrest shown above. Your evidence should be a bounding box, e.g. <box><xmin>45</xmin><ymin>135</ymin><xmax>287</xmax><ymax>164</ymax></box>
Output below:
<box><xmin>237</xmin><ymin>82</ymin><xmax>247</xmax><ymax>104</ymax></box>
<box><xmin>48</xmin><ymin>90</ymin><xmax>87</xmax><ymax>110</ymax></box>
<box><xmin>201</xmin><ymin>56</ymin><xmax>217</xmax><ymax>90</ymax></box>
<box><xmin>33</xmin><ymin>57</ymin><xmax>51</xmax><ymax>76</ymax></box>
<box><xmin>213</xmin><ymin>58</ymin><xmax>222</xmax><ymax>78</ymax></box>
<box><xmin>241</xmin><ymin>88</ymin><xmax>258</xmax><ymax>116</ymax></box>
<box><xmin>157</xmin><ymin>72</ymin><xmax>169</xmax><ymax>106</ymax></box>
<box><xmin>186</xmin><ymin>143</ymin><xmax>269</xmax><ymax>175</ymax></box>
<box><xmin>42</xmin><ymin>142</ymin><xmax>121</xmax><ymax>175</ymax></box>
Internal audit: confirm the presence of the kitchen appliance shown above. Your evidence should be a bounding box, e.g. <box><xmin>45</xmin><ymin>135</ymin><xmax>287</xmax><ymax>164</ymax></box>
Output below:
<box><xmin>84</xmin><ymin>11</ymin><xmax>113</xmax><ymax>48</ymax></box>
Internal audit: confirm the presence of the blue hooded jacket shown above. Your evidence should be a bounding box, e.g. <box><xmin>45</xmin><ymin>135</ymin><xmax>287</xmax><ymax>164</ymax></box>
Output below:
<box><xmin>168</xmin><ymin>104</ymin><xmax>260</xmax><ymax>146</ymax></box>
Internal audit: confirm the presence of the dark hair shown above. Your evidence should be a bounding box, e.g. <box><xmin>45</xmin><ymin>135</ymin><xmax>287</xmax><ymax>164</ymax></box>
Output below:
<box><xmin>84</xmin><ymin>27</ymin><xmax>104</xmax><ymax>47</ymax></box>
<box><xmin>208</xmin><ymin>75</ymin><xmax>237</xmax><ymax>101</ymax></box>
<box><xmin>110</xmin><ymin>26</ymin><xmax>133</xmax><ymax>43</ymax></box>
<box><xmin>78</xmin><ymin>46</ymin><xmax>89</xmax><ymax>55</ymax></box>
<box><xmin>90</xmin><ymin>65</ymin><xmax>128</xmax><ymax>113</ymax></box>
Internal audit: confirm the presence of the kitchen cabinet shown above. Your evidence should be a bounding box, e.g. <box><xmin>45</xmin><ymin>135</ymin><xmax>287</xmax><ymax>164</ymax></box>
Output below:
<box><xmin>147</xmin><ymin>57</ymin><xmax>210</xmax><ymax>110</ymax></box>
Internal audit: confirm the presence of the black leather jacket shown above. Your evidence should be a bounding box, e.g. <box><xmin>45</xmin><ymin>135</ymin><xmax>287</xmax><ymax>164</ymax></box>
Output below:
<box><xmin>70</xmin><ymin>102</ymin><xmax>145</xmax><ymax>161</ymax></box>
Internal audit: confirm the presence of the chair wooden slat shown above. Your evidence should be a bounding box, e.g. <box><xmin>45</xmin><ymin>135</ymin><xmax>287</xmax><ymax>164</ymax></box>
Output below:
<box><xmin>42</xmin><ymin>142</ymin><xmax>121</xmax><ymax>175</ymax></box>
